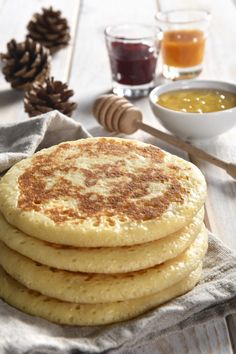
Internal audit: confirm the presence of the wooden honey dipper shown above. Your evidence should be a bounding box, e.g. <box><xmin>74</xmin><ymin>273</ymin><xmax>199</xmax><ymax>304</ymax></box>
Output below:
<box><xmin>93</xmin><ymin>94</ymin><xmax>236</xmax><ymax>179</ymax></box>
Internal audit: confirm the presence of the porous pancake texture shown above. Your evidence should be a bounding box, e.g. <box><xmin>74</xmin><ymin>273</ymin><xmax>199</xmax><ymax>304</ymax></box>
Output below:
<box><xmin>0</xmin><ymin>227</ymin><xmax>207</xmax><ymax>303</ymax></box>
<box><xmin>0</xmin><ymin>137</ymin><xmax>208</xmax><ymax>325</ymax></box>
<box><xmin>0</xmin><ymin>137</ymin><xmax>207</xmax><ymax>247</ymax></box>
<box><xmin>0</xmin><ymin>208</ymin><xmax>204</xmax><ymax>273</ymax></box>
<box><xmin>0</xmin><ymin>265</ymin><xmax>202</xmax><ymax>326</ymax></box>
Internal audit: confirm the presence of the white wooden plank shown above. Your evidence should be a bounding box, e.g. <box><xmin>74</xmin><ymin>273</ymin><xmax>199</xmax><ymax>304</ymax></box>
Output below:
<box><xmin>129</xmin><ymin>318</ymin><xmax>233</xmax><ymax>354</ymax></box>
<box><xmin>0</xmin><ymin>0</ymin><xmax>80</xmax><ymax>124</ymax></box>
<box><xmin>190</xmin><ymin>135</ymin><xmax>236</xmax><ymax>248</ymax></box>
<box><xmin>227</xmin><ymin>315</ymin><xmax>236</xmax><ymax>354</ymax></box>
<box><xmin>0</xmin><ymin>0</ymin><xmax>6</xmax><ymax>11</ymax></box>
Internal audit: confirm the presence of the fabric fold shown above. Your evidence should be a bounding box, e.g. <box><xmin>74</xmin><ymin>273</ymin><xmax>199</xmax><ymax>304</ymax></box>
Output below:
<box><xmin>0</xmin><ymin>110</ymin><xmax>91</xmax><ymax>173</ymax></box>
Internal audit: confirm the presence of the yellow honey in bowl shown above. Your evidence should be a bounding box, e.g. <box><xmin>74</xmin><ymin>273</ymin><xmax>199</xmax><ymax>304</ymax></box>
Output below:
<box><xmin>156</xmin><ymin>89</ymin><xmax>236</xmax><ymax>113</ymax></box>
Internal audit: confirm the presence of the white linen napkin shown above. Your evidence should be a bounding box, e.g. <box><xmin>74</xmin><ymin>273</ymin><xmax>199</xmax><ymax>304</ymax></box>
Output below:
<box><xmin>0</xmin><ymin>110</ymin><xmax>90</xmax><ymax>174</ymax></box>
<box><xmin>0</xmin><ymin>111</ymin><xmax>235</xmax><ymax>354</ymax></box>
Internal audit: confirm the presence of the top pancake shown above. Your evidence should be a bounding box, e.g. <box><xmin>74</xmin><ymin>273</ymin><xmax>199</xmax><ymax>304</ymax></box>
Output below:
<box><xmin>0</xmin><ymin>137</ymin><xmax>206</xmax><ymax>247</ymax></box>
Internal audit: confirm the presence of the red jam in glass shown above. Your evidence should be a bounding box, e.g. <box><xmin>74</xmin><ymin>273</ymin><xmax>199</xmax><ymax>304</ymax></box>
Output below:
<box><xmin>108</xmin><ymin>42</ymin><xmax>157</xmax><ymax>86</ymax></box>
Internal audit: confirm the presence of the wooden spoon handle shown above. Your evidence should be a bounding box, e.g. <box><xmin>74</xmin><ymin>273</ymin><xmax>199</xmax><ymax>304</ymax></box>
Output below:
<box><xmin>138</xmin><ymin>122</ymin><xmax>229</xmax><ymax>170</ymax></box>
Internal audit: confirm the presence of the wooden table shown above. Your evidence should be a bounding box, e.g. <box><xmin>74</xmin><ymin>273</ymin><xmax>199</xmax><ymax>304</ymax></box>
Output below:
<box><xmin>0</xmin><ymin>0</ymin><xmax>235</xmax><ymax>352</ymax></box>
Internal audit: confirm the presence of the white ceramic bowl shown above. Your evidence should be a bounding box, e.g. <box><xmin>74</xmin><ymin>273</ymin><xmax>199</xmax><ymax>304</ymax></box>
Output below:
<box><xmin>149</xmin><ymin>80</ymin><xmax>236</xmax><ymax>140</ymax></box>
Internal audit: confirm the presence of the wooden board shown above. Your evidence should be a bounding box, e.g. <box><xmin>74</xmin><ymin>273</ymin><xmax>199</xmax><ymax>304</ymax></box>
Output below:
<box><xmin>139</xmin><ymin>318</ymin><xmax>234</xmax><ymax>354</ymax></box>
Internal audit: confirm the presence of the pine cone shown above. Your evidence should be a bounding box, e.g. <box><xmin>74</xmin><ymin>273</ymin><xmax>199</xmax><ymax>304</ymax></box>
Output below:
<box><xmin>24</xmin><ymin>77</ymin><xmax>77</xmax><ymax>117</ymax></box>
<box><xmin>1</xmin><ymin>38</ymin><xmax>50</xmax><ymax>90</ymax></box>
<box><xmin>27</xmin><ymin>7</ymin><xmax>70</xmax><ymax>54</ymax></box>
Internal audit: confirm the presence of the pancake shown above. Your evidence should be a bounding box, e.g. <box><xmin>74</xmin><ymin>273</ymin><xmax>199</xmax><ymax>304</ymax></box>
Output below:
<box><xmin>0</xmin><ymin>226</ymin><xmax>207</xmax><ymax>303</ymax></box>
<box><xmin>0</xmin><ymin>264</ymin><xmax>202</xmax><ymax>326</ymax></box>
<box><xmin>0</xmin><ymin>137</ymin><xmax>207</xmax><ymax>247</ymax></box>
<box><xmin>0</xmin><ymin>208</ymin><xmax>204</xmax><ymax>273</ymax></box>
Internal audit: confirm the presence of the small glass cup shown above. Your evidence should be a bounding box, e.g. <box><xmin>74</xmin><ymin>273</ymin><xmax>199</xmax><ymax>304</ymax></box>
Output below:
<box><xmin>155</xmin><ymin>9</ymin><xmax>211</xmax><ymax>80</ymax></box>
<box><xmin>104</xmin><ymin>24</ymin><xmax>160</xmax><ymax>98</ymax></box>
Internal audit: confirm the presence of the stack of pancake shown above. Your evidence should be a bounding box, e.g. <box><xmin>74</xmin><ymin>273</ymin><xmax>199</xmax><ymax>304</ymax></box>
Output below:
<box><xmin>0</xmin><ymin>137</ymin><xmax>207</xmax><ymax>326</ymax></box>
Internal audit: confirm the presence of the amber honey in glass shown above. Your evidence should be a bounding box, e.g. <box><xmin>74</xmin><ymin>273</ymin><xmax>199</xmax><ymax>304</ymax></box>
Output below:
<box><xmin>156</xmin><ymin>9</ymin><xmax>211</xmax><ymax>80</ymax></box>
<box><xmin>162</xmin><ymin>29</ymin><xmax>205</xmax><ymax>68</ymax></box>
